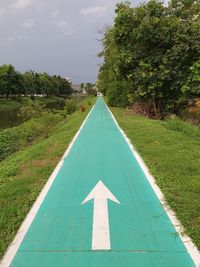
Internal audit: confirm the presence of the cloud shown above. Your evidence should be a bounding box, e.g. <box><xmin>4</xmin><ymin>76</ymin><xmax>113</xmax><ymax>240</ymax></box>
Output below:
<box><xmin>11</xmin><ymin>0</ymin><xmax>33</xmax><ymax>9</ymax></box>
<box><xmin>36</xmin><ymin>1</ymin><xmax>47</xmax><ymax>12</ymax></box>
<box><xmin>5</xmin><ymin>34</ymin><xmax>27</xmax><ymax>45</ymax></box>
<box><xmin>0</xmin><ymin>8</ymin><xmax>7</xmax><ymax>17</ymax></box>
<box><xmin>54</xmin><ymin>19</ymin><xmax>74</xmax><ymax>36</ymax></box>
<box><xmin>56</xmin><ymin>20</ymin><xmax>68</xmax><ymax>28</ymax></box>
<box><xmin>5</xmin><ymin>36</ymin><xmax>15</xmax><ymax>45</ymax></box>
<box><xmin>21</xmin><ymin>18</ymin><xmax>35</xmax><ymax>28</ymax></box>
<box><xmin>52</xmin><ymin>11</ymin><xmax>60</xmax><ymax>18</ymax></box>
<box><xmin>80</xmin><ymin>6</ymin><xmax>108</xmax><ymax>17</ymax></box>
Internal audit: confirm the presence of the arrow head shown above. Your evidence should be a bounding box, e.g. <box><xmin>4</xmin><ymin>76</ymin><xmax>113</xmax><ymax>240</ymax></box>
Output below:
<box><xmin>81</xmin><ymin>180</ymin><xmax>120</xmax><ymax>205</ymax></box>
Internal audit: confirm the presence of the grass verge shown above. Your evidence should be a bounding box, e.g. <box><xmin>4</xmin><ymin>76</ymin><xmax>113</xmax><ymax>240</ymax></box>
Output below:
<box><xmin>111</xmin><ymin>107</ymin><xmax>200</xmax><ymax>249</ymax></box>
<box><xmin>0</xmin><ymin>97</ymin><xmax>95</xmax><ymax>259</ymax></box>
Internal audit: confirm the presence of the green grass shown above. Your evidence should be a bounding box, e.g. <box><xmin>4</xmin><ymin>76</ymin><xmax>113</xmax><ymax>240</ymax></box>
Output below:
<box><xmin>163</xmin><ymin>117</ymin><xmax>200</xmax><ymax>140</ymax></box>
<box><xmin>0</xmin><ymin>96</ymin><xmax>95</xmax><ymax>259</ymax></box>
<box><xmin>111</xmin><ymin>107</ymin><xmax>200</xmax><ymax>249</ymax></box>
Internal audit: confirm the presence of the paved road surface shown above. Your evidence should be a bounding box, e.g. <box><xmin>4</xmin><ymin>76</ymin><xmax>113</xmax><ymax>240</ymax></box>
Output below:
<box><xmin>9</xmin><ymin>97</ymin><xmax>195</xmax><ymax>266</ymax></box>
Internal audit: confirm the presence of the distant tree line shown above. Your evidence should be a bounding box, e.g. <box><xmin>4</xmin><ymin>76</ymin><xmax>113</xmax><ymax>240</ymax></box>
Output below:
<box><xmin>85</xmin><ymin>83</ymin><xmax>97</xmax><ymax>95</ymax></box>
<box><xmin>81</xmin><ymin>82</ymin><xmax>97</xmax><ymax>95</ymax></box>
<box><xmin>97</xmin><ymin>0</ymin><xmax>200</xmax><ymax>118</ymax></box>
<box><xmin>0</xmin><ymin>64</ymin><xmax>72</xmax><ymax>99</ymax></box>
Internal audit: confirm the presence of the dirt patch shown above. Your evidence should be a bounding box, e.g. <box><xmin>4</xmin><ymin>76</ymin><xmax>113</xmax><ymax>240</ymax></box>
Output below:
<box><xmin>47</xmin><ymin>145</ymin><xmax>57</xmax><ymax>153</ymax></box>
<box><xmin>32</xmin><ymin>159</ymin><xmax>47</xmax><ymax>167</ymax></box>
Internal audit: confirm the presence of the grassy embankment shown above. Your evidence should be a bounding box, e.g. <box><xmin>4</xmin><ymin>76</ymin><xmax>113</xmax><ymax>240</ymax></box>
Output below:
<box><xmin>0</xmin><ymin>96</ymin><xmax>95</xmax><ymax>259</ymax></box>
<box><xmin>112</xmin><ymin>107</ymin><xmax>200</xmax><ymax>249</ymax></box>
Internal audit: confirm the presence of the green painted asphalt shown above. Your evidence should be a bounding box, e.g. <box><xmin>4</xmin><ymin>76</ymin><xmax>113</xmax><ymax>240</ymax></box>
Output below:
<box><xmin>11</xmin><ymin>97</ymin><xmax>195</xmax><ymax>266</ymax></box>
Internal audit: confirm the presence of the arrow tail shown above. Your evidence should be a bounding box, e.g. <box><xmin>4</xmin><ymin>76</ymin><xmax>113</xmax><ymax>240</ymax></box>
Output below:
<box><xmin>92</xmin><ymin>199</ymin><xmax>110</xmax><ymax>250</ymax></box>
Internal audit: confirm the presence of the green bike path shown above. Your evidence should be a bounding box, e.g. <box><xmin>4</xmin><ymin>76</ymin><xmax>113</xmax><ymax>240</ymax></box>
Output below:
<box><xmin>10</xmin><ymin>97</ymin><xmax>195</xmax><ymax>266</ymax></box>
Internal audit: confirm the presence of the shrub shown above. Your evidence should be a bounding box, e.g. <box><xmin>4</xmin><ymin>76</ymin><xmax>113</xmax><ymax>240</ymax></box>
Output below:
<box><xmin>18</xmin><ymin>100</ymin><xmax>44</xmax><ymax>121</ymax></box>
<box><xmin>0</xmin><ymin>129</ymin><xmax>21</xmax><ymax>159</ymax></box>
<box><xmin>64</xmin><ymin>100</ymin><xmax>77</xmax><ymax>115</ymax></box>
<box><xmin>0</xmin><ymin>113</ymin><xmax>62</xmax><ymax>161</ymax></box>
<box><xmin>80</xmin><ymin>105</ymin><xmax>86</xmax><ymax>112</ymax></box>
<box><xmin>107</xmin><ymin>80</ymin><xmax>130</xmax><ymax>107</ymax></box>
<box><xmin>39</xmin><ymin>112</ymin><xmax>60</xmax><ymax>138</ymax></box>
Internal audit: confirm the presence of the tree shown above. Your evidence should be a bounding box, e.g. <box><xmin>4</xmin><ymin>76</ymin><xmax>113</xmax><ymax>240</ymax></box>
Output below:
<box><xmin>23</xmin><ymin>70</ymin><xmax>40</xmax><ymax>96</ymax></box>
<box><xmin>81</xmin><ymin>83</ymin><xmax>85</xmax><ymax>89</ymax></box>
<box><xmin>98</xmin><ymin>0</ymin><xmax>200</xmax><ymax>116</ymax></box>
<box><xmin>0</xmin><ymin>65</ymin><xmax>72</xmax><ymax>99</ymax></box>
<box><xmin>0</xmin><ymin>64</ymin><xmax>23</xmax><ymax>99</ymax></box>
<box><xmin>55</xmin><ymin>76</ymin><xmax>72</xmax><ymax>96</ymax></box>
<box><xmin>182</xmin><ymin>60</ymin><xmax>200</xmax><ymax>98</ymax></box>
<box><xmin>85</xmin><ymin>83</ymin><xmax>96</xmax><ymax>95</ymax></box>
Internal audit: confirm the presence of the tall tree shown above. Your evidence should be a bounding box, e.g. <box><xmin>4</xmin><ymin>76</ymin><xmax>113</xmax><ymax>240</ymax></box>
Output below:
<box><xmin>98</xmin><ymin>0</ymin><xmax>200</xmax><ymax>116</ymax></box>
<box><xmin>0</xmin><ymin>64</ymin><xmax>23</xmax><ymax>99</ymax></box>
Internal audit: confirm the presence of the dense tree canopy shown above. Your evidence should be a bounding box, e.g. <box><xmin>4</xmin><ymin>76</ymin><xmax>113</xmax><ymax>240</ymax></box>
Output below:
<box><xmin>85</xmin><ymin>83</ymin><xmax>96</xmax><ymax>95</ymax></box>
<box><xmin>0</xmin><ymin>65</ymin><xmax>72</xmax><ymax>99</ymax></box>
<box><xmin>98</xmin><ymin>0</ymin><xmax>200</xmax><ymax>117</ymax></box>
<box><xmin>0</xmin><ymin>65</ymin><xmax>23</xmax><ymax>99</ymax></box>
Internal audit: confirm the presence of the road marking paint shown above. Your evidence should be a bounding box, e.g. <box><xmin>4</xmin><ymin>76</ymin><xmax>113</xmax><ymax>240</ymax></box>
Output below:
<box><xmin>81</xmin><ymin>180</ymin><xmax>120</xmax><ymax>250</ymax></box>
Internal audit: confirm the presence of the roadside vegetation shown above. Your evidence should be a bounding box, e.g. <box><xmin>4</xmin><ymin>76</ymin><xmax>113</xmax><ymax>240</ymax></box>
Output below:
<box><xmin>112</xmin><ymin>107</ymin><xmax>200</xmax><ymax>249</ymax></box>
<box><xmin>0</xmin><ymin>113</ymin><xmax>61</xmax><ymax>160</ymax></box>
<box><xmin>98</xmin><ymin>0</ymin><xmax>200</xmax><ymax>121</ymax></box>
<box><xmin>0</xmin><ymin>96</ymin><xmax>95</xmax><ymax>258</ymax></box>
<box><xmin>0</xmin><ymin>64</ymin><xmax>73</xmax><ymax>129</ymax></box>
<box><xmin>0</xmin><ymin>64</ymin><xmax>72</xmax><ymax>99</ymax></box>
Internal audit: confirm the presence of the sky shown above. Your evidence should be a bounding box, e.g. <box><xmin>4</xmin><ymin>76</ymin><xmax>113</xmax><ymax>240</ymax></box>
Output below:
<box><xmin>0</xmin><ymin>0</ymin><xmax>144</xmax><ymax>83</ymax></box>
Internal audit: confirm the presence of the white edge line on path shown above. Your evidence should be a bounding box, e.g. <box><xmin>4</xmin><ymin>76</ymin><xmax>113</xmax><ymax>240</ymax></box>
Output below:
<box><xmin>106</xmin><ymin>103</ymin><xmax>200</xmax><ymax>267</ymax></box>
<box><xmin>0</xmin><ymin>104</ymin><xmax>95</xmax><ymax>267</ymax></box>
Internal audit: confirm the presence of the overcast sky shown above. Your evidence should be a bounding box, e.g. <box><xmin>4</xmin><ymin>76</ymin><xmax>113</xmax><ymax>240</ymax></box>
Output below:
<box><xmin>0</xmin><ymin>0</ymin><xmax>144</xmax><ymax>83</ymax></box>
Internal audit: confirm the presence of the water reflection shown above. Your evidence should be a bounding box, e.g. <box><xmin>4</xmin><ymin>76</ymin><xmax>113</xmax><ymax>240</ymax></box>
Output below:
<box><xmin>0</xmin><ymin>100</ymin><xmax>65</xmax><ymax>130</ymax></box>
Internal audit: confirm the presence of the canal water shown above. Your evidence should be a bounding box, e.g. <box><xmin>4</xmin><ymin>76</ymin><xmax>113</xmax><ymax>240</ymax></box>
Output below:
<box><xmin>0</xmin><ymin>100</ymin><xmax>65</xmax><ymax>130</ymax></box>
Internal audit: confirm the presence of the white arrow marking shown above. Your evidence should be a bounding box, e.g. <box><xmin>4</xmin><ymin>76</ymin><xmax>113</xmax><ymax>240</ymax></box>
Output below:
<box><xmin>81</xmin><ymin>180</ymin><xmax>120</xmax><ymax>250</ymax></box>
